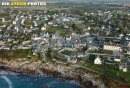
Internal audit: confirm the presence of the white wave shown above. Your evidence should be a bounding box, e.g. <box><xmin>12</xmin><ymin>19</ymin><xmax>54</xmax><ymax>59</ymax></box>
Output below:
<box><xmin>1</xmin><ymin>75</ymin><xmax>13</xmax><ymax>88</ymax></box>
<box><xmin>0</xmin><ymin>70</ymin><xmax>17</xmax><ymax>76</ymax></box>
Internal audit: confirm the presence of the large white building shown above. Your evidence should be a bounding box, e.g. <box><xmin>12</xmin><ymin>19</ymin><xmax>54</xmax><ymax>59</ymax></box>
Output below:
<box><xmin>103</xmin><ymin>45</ymin><xmax>122</xmax><ymax>51</ymax></box>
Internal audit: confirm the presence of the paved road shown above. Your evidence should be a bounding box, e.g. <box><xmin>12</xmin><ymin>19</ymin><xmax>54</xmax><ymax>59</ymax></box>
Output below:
<box><xmin>17</xmin><ymin>17</ymin><xmax>24</xmax><ymax>30</ymax></box>
<box><xmin>71</xmin><ymin>64</ymin><xmax>103</xmax><ymax>74</ymax></box>
<box><xmin>125</xmin><ymin>57</ymin><xmax>130</xmax><ymax>65</ymax></box>
<box><xmin>86</xmin><ymin>53</ymin><xmax>113</xmax><ymax>56</ymax></box>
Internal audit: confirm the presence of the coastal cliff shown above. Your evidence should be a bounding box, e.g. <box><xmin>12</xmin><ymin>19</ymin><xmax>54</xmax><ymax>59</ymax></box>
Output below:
<box><xmin>0</xmin><ymin>58</ymin><xmax>122</xmax><ymax>88</ymax></box>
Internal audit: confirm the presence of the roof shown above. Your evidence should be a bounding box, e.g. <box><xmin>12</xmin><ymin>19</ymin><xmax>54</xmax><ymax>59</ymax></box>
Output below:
<box><xmin>126</xmin><ymin>36</ymin><xmax>130</xmax><ymax>40</ymax></box>
<box><xmin>65</xmin><ymin>40</ymin><xmax>74</xmax><ymax>48</ymax></box>
<box><xmin>56</xmin><ymin>39</ymin><xmax>62</xmax><ymax>47</ymax></box>
<box><xmin>114</xmin><ymin>56</ymin><xmax>120</xmax><ymax>59</ymax></box>
<box><xmin>50</xmin><ymin>38</ymin><xmax>65</xmax><ymax>46</ymax></box>
<box><xmin>50</xmin><ymin>39</ymin><xmax>57</xmax><ymax>45</ymax></box>
<box><xmin>113</xmin><ymin>51</ymin><xmax>123</xmax><ymax>56</ymax></box>
<box><xmin>60</xmin><ymin>38</ymin><xmax>65</xmax><ymax>44</ymax></box>
<box><xmin>95</xmin><ymin>56</ymin><xmax>101</xmax><ymax>60</ymax></box>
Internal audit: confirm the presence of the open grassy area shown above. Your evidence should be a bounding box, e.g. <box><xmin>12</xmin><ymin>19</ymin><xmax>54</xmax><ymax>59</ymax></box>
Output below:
<box><xmin>84</xmin><ymin>61</ymin><xmax>130</xmax><ymax>85</ymax></box>
<box><xmin>0</xmin><ymin>49</ymin><xmax>32</xmax><ymax>59</ymax></box>
<box><xmin>89</xmin><ymin>50</ymin><xmax>113</xmax><ymax>55</ymax></box>
<box><xmin>61</xmin><ymin>50</ymin><xmax>77</xmax><ymax>56</ymax></box>
<box><xmin>81</xmin><ymin>55</ymin><xmax>130</xmax><ymax>85</ymax></box>
<box><xmin>48</xmin><ymin>25</ymin><xmax>63</xmax><ymax>34</ymax></box>
<box><xmin>120</xmin><ymin>67</ymin><xmax>130</xmax><ymax>83</ymax></box>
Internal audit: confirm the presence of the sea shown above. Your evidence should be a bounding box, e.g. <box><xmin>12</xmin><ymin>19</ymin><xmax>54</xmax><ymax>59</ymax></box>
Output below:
<box><xmin>0</xmin><ymin>70</ymin><xmax>83</xmax><ymax>88</ymax></box>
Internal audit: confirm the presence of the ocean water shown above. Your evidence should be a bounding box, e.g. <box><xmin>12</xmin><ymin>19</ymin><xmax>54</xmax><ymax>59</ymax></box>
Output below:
<box><xmin>0</xmin><ymin>71</ymin><xmax>83</xmax><ymax>88</ymax></box>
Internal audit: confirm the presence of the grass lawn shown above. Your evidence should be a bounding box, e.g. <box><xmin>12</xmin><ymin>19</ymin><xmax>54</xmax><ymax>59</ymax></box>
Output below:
<box><xmin>119</xmin><ymin>68</ymin><xmax>130</xmax><ymax>84</ymax></box>
<box><xmin>61</xmin><ymin>50</ymin><xmax>77</xmax><ymax>56</ymax></box>
<box><xmin>102</xmin><ymin>50</ymin><xmax>113</xmax><ymax>54</ymax></box>
<box><xmin>84</xmin><ymin>60</ymin><xmax>130</xmax><ymax>85</ymax></box>
<box><xmin>0</xmin><ymin>49</ymin><xmax>32</xmax><ymax>59</ymax></box>
<box><xmin>89</xmin><ymin>50</ymin><xmax>113</xmax><ymax>55</ymax></box>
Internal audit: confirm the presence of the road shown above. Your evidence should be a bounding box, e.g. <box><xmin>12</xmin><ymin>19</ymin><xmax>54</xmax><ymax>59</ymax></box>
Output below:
<box><xmin>71</xmin><ymin>64</ymin><xmax>104</xmax><ymax>75</ymax></box>
<box><xmin>17</xmin><ymin>16</ymin><xmax>24</xmax><ymax>30</ymax></box>
<box><xmin>125</xmin><ymin>57</ymin><xmax>130</xmax><ymax>65</ymax></box>
<box><xmin>86</xmin><ymin>53</ymin><xmax>113</xmax><ymax>56</ymax></box>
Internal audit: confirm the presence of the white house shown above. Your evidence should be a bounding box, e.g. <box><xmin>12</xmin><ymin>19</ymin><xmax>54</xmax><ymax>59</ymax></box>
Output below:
<box><xmin>85</xmin><ymin>32</ymin><xmax>90</xmax><ymax>36</ymax></box>
<box><xmin>21</xmin><ymin>19</ymin><xmax>25</xmax><ymax>25</ymax></box>
<box><xmin>0</xmin><ymin>41</ymin><xmax>5</xmax><ymax>46</ymax></box>
<box><xmin>67</xmin><ymin>57</ymin><xmax>77</xmax><ymax>64</ymax></box>
<box><xmin>48</xmin><ymin>22</ymin><xmax>53</xmax><ymax>25</ymax></box>
<box><xmin>114</xmin><ymin>56</ymin><xmax>121</xmax><ymax>62</ymax></box>
<box><xmin>44</xmin><ymin>32</ymin><xmax>49</xmax><ymax>37</ymax></box>
<box><xmin>30</xmin><ymin>25</ymin><xmax>33</xmax><ymax>29</ymax></box>
<box><xmin>32</xmin><ymin>37</ymin><xmax>41</xmax><ymax>40</ymax></box>
<box><xmin>0</xmin><ymin>24</ymin><xmax>6</xmax><ymax>27</ymax></box>
<box><xmin>127</xmin><ymin>42</ymin><xmax>130</xmax><ymax>47</ymax></box>
<box><xmin>1</xmin><ymin>18</ymin><xmax>5</xmax><ymax>22</ymax></box>
<box><xmin>33</xmin><ymin>21</ymin><xmax>38</xmax><ymax>27</ymax></box>
<box><xmin>127</xmin><ymin>50</ymin><xmax>130</xmax><ymax>55</ymax></box>
<box><xmin>77</xmin><ymin>52</ymin><xmax>84</xmax><ymax>58</ymax></box>
<box><xmin>41</xmin><ymin>26</ymin><xmax>47</xmax><ymax>31</ymax></box>
<box><xmin>119</xmin><ymin>63</ymin><xmax>127</xmax><ymax>72</ymax></box>
<box><xmin>52</xmin><ymin>34</ymin><xmax>59</xmax><ymax>39</ymax></box>
<box><xmin>88</xmin><ymin>27</ymin><xmax>91</xmax><ymax>30</ymax></box>
<box><xmin>119</xmin><ymin>64</ymin><xmax>123</xmax><ymax>70</ymax></box>
<box><xmin>13</xmin><ymin>21</ymin><xmax>17</xmax><ymax>25</ymax></box>
<box><xmin>123</xmin><ymin>67</ymin><xmax>127</xmax><ymax>72</ymax></box>
<box><xmin>119</xmin><ymin>34</ymin><xmax>124</xmax><ymax>39</ymax></box>
<box><xmin>94</xmin><ymin>56</ymin><xmax>102</xmax><ymax>65</ymax></box>
<box><xmin>63</xmin><ymin>18</ymin><xmax>69</xmax><ymax>22</ymax></box>
<box><xmin>66</xmin><ymin>36</ymin><xmax>72</xmax><ymax>41</ymax></box>
<box><xmin>53</xmin><ymin>24</ymin><xmax>58</xmax><ymax>27</ymax></box>
<box><xmin>123</xmin><ymin>63</ymin><xmax>127</xmax><ymax>72</ymax></box>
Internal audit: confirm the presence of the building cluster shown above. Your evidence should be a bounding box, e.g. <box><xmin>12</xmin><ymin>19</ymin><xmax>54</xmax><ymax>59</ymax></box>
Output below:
<box><xmin>0</xmin><ymin>8</ymin><xmax>130</xmax><ymax>72</ymax></box>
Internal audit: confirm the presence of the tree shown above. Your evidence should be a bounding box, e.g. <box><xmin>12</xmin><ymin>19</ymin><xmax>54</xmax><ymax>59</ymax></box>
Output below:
<box><xmin>36</xmin><ymin>52</ymin><xmax>42</xmax><ymax>60</ymax></box>
<box><xmin>48</xmin><ymin>16</ymin><xmax>53</xmax><ymax>21</ymax></box>
<box><xmin>46</xmin><ymin>48</ymin><xmax>54</xmax><ymax>59</ymax></box>
<box><xmin>71</xmin><ymin>24</ymin><xmax>82</xmax><ymax>34</ymax></box>
<box><xmin>116</xmin><ymin>22</ymin><xmax>124</xmax><ymax>34</ymax></box>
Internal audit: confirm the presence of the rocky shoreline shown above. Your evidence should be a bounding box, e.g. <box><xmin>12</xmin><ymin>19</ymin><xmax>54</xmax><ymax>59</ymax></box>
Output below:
<box><xmin>0</xmin><ymin>58</ymin><xmax>107</xmax><ymax>88</ymax></box>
